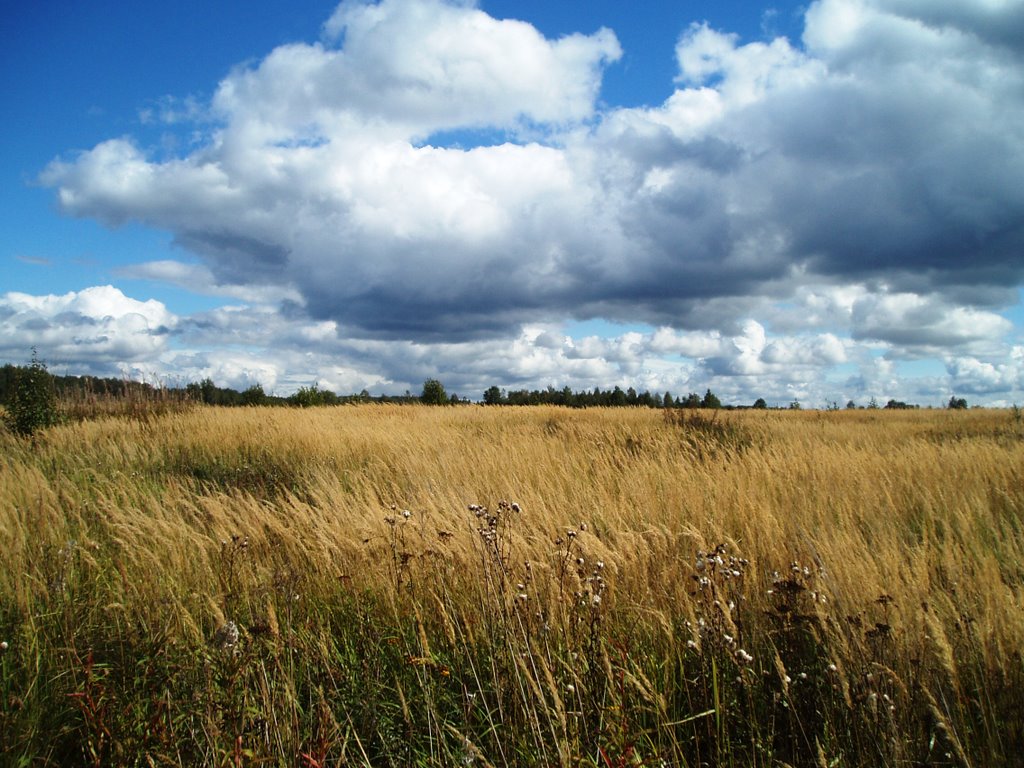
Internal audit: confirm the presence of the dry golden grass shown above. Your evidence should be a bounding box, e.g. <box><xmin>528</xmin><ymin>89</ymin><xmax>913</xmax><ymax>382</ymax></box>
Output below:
<box><xmin>1</xmin><ymin>404</ymin><xmax>1022</xmax><ymax>765</ymax></box>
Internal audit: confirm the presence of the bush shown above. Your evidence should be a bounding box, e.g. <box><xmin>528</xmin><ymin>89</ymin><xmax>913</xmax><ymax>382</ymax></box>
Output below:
<box><xmin>3</xmin><ymin>349</ymin><xmax>60</xmax><ymax>436</ymax></box>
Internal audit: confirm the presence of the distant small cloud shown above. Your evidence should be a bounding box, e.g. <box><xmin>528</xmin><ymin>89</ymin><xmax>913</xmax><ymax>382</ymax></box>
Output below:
<box><xmin>15</xmin><ymin>254</ymin><xmax>51</xmax><ymax>266</ymax></box>
<box><xmin>137</xmin><ymin>94</ymin><xmax>208</xmax><ymax>126</ymax></box>
<box><xmin>761</xmin><ymin>8</ymin><xmax>780</xmax><ymax>37</ymax></box>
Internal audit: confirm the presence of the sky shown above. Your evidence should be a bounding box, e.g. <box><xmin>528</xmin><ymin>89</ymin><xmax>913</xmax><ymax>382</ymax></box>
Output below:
<box><xmin>2</xmin><ymin>0</ymin><xmax>1023</xmax><ymax>406</ymax></box>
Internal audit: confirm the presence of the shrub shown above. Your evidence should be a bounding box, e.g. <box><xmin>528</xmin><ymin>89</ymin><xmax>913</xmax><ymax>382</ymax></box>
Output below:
<box><xmin>3</xmin><ymin>349</ymin><xmax>60</xmax><ymax>436</ymax></box>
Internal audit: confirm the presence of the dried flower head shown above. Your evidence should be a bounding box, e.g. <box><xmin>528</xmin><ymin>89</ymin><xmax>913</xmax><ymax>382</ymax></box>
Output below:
<box><xmin>214</xmin><ymin>621</ymin><xmax>240</xmax><ymax>650</ymax></box>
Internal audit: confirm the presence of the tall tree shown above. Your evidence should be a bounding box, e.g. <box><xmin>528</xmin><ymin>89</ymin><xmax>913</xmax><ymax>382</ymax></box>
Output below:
<box><xmin>701</xmin><ymin>389</ymin><xmax>722</xmax><ymax>409</ymax></box>
<box><xmin>421</xmin><ymin>379</ymin><xmax>448</xmax><ymax>405</ymax></box>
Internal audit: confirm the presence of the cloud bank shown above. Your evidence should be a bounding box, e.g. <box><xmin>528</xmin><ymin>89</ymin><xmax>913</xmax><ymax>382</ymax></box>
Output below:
<box><xmin>22</xmin><ymin>0</ymin><xmax>1024</xmax><ymax>404</ymax></box>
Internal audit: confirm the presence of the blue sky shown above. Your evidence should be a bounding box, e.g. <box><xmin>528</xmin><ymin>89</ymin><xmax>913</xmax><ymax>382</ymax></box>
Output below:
<box><xmin>2</xmin><ymin>0</ymin><xmax>1023</xmax><ymax>405</ymax></box>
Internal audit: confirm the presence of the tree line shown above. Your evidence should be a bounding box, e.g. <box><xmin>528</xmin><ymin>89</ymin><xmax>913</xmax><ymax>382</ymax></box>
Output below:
<box><xmin>2</xmin><ymin>357</ymin><xmax>961</xmax><ymax>429</ymax></box>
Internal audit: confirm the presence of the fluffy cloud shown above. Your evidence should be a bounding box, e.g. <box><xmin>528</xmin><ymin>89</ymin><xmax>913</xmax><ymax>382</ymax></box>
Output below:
<box><xmin>0</xmin><ymin>286</ymin><xmax>175</xmax><ymax>368</ymax></box>
<box><xmin>28</xmin><ymin>0</ymin><xmax>1024</xmax><ymax>403</ymax></box>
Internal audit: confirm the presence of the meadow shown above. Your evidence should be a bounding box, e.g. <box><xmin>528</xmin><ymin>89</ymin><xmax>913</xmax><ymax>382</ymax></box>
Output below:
<box><xmin>1</xmin><ymin>404</ymin><xmax>1022</xmax><ymax>766</ymax></box>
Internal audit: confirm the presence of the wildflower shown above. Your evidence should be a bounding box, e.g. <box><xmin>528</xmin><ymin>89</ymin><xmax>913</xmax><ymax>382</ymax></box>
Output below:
<box><xmin>402</xmin><ymin>509</ymin><xmax>411</xmax><ymax>519</ymax></box>
<box><xmin>596</xmin><ymin>560</ymin><xmax>605</xmax><ymax>570</ymax></box>
<box><xmin>737</xmin><ymin>649</ymin><xmax>754</xmax><ymax>664</ymax></box>
<box><xmin>828</xmin><ymin>663</ymin><xmax>838</xmax><ymax>672</ymax></box>
<box><xmin>511</xmin><ymin>502</ymin><xmax>521</xmax><ymax>513</ymax></box>
<box><xmin>686</xmin><ymin>640</ymin><xmax>698</xmax><ymax>650</ymax></box>
<box><xmin>0</xmin><ymin>641</ymin><xmax>8</xmax><ymax>652</ymax></box>
<box><xmin>517</xmin><ymin>593</ymin><xmax>528</xmax><ymax>602</ymax></box>
<box><xmin>591</xmin><ymin>594</ymin><xmax>602</xmax><ymax>606</ymax></box>
<box><xmin>579</xmin><ymin>522</ymin><xmax>587</xmax><ymax>531</ymax></box>
<box><xmin>723</xmin><ymin>633</ymin><xmax>734</xmax><ymax>645</ymax></box>
<box><xmin>567</xmin><ymin>529</ymin><xmax>577</xmax><ymax>539</ymax></box>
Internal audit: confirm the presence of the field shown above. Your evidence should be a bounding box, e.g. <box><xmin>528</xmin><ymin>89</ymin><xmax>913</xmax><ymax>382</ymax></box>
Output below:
<box><xmin>1</xmin><ymin>405</ymin><xmax>1022</xmax><ymax>766</ymax></box>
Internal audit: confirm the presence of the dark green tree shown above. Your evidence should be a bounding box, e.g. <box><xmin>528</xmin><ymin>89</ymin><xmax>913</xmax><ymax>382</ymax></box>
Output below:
<box><xmin>663</xmin><ymin>391</ymin><xmax>674</xmax><ymax>408</ymax></box>
<box><xmin>701</xmin><ymin>389</ymin><xmax>722</xmax><ymax>409</ymax></box>
<box><xmin>3</xmin><ymin>349</ymin><xmax>59</xmax><ymax>436</ymax></box>
<box><xmin>752</xmin><ymin>397</ymin><xmax>768</xmax><ymax>409</ymax></box>
<box><xmin>241</xmin><ymin>383</ymin><xmax>267</xmax><ymax>406</ymax></box>
<box><xmin>290</xmin><ymin>384</ymin><xmax>338</xmax><ymax>407</ymax></box>
<box><xmin>483</xmin><ymin>385</ymin><xmax>504</xmax><ymax>405</ymax></box>
<box><xmin>421</xmin><ymin>379</ymin><xmax>448</xmax><ymax>405</ymax></box>
<box><xmin>682</xmin><ymin>392</ymin><xmax>702</xmax><ymax>408</ymax></box>
<box><xmin>885</xmin><ymin>399</ymin><xmax>911</xmax><ymax>409</ymax></box>
<box><xmin>609</xmin><ymin>386</ymin><xmax>627</xmax><ymax>407</ymax></box>
<box><xmin>947</xmin><ymin>396</ymin><xmax>968</xmax><ymax>410</ymax></box>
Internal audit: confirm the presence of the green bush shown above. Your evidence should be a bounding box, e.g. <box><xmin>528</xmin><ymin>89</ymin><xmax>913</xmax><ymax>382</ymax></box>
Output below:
<box><xmin>3</xmin><ymin>349</ymin><xmax>60</xmax><ymax>436</ymax></box>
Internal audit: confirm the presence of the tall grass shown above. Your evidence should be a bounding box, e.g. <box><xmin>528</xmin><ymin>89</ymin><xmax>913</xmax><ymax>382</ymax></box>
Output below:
<box><xmin>1</xmin><ymin>405</ymin><xmax>1022</xmax><ymax>765</ymax></box>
